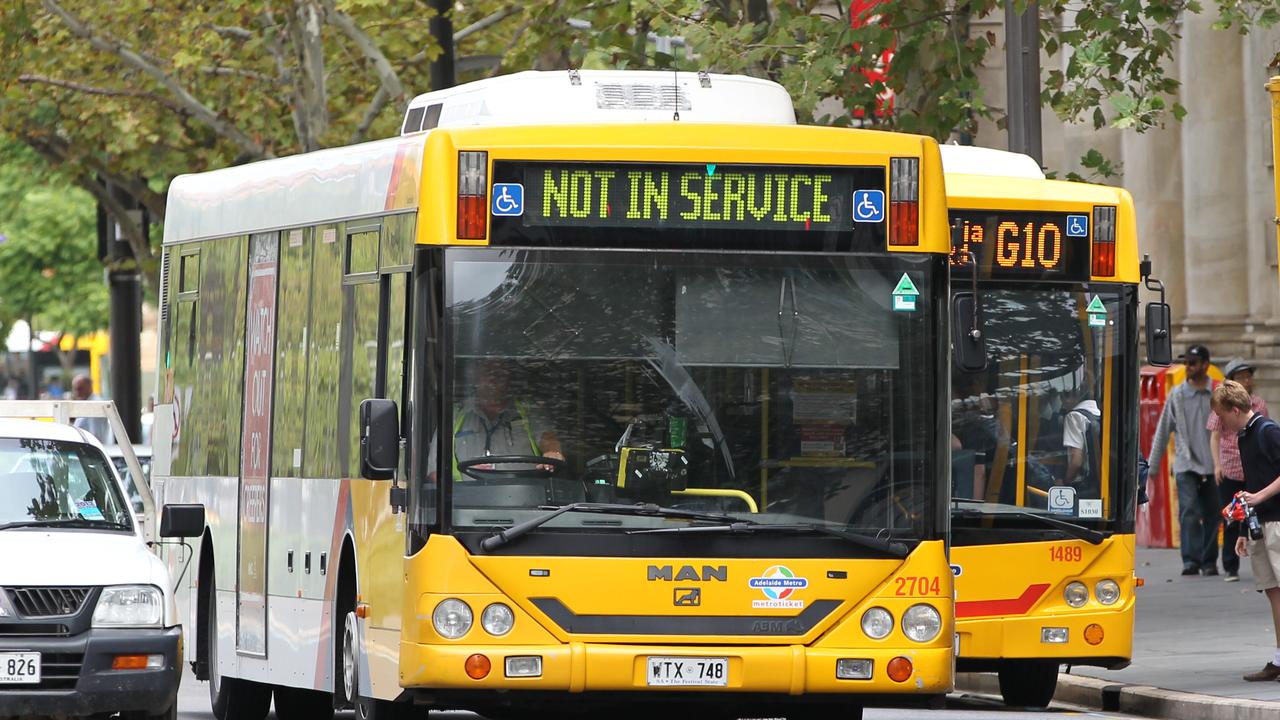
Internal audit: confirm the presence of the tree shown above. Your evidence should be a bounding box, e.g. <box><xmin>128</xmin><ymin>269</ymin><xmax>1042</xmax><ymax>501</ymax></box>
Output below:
<box><xmin>1</xmin><ymin>0</ymin><xmax>1276</xmax><ymax>292</ymax></box>
<box><xmin>0</xmin><ymin>138</ymin><xmax>109</xmax><ymax>375</ymax></box>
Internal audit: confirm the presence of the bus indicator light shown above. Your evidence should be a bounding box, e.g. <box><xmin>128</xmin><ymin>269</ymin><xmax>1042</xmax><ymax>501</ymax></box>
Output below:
<box><xmin>1091</xmin><ymin>206</ymin><xmax>1117</xmax><ymax>277</ymax></box>
<box><xmin>465</xmin><ymin>654</ymin><xmax>491</xmax><ymax>680</ymax></box>
<box><xmin>889</xmin><ymin>157</ymin><xmax>919</xmax><ymax>246</ymax></box>
<box><xmin>458</xmin><ymin>151</ymin><xmax>489</xmax><ymax>240</ymax></box>
<box><xmin>886</xmin><ymin>656</ymin><xmax>913</xmax><ymax>682</ymax></box>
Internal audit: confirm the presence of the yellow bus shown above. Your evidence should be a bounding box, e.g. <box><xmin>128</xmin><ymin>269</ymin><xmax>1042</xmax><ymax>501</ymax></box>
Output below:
<box><xmin>940</xmin><ymin>145</ymin><xmax>1165</xmax><ymax>707</ymax></box>
<box><xmin>152</xmin><ymin>70</ymin><xmax>958</xmax><ymax>720</ymax></box>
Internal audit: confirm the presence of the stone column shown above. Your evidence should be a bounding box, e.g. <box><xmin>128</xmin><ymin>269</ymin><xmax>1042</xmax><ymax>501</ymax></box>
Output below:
<box><xmin>1242</xmin><ymin>27</ymin><xmax>1280</xmax><ymax>408</ymax></box>
<box><xmin>1177</xmin><ymin>9</ymin><xmax>1250</xmax><ymax>354</ymax></box>
<box><xmin>1123</xmin><ymin>117</ymin><xmax>1185</xmax><ymax>320</ymax></box>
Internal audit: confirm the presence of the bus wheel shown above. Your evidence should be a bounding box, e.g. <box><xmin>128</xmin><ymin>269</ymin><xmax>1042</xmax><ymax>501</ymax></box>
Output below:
<box><xmin>340</xmin><ymin>610</ymin><xmax>417</xmax><ymax>720</ymax></box>
<box><xmin>998</xmin><ymin>662</ymin><xmax>1059</xmax><ymax>708</ymax></box>
<box><xmin>273</xmin><ymin>686</ymin><xmax>334</xmax><ymax>720</ymax></box>
<box><xmin>206</xmin><ymin>576</ymin><xmax>271</xmax><ymax>720</ymax></box>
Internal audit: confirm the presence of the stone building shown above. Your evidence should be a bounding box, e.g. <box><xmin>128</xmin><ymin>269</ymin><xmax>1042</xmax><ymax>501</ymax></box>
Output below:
<box><xmin>970</xmin><ymin>10</ymin><xmax>1280</xmax><ymax>403</ymax></box>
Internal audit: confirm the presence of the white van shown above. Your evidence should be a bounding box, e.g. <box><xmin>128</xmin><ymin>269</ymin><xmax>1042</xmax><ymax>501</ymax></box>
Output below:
<box><xmin>0</xmin><ymin>402</ymin><xmax>202</xmax><ymax>720</ymax></box>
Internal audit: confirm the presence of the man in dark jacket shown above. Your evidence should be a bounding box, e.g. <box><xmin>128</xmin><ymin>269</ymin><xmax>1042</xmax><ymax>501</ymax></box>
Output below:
<box><xmin>1211</xmin><ymin>380</ymin><xmax>1280</xmax><ymax>681</ymax></box>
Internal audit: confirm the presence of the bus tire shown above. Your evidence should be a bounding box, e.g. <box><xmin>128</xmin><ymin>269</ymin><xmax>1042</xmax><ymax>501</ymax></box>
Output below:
<box><xmin>338</xmin><ymin>607</ymin><xmax>417</xmax><ymax>720</ymax></box>
<box><xmin>998</xmin><ymin>661</ymin><xmax>1059</xmax><ymax>708</ymax></box>
<box><xmin>273</xmin><ymin>685</ymin><xmax>334</xmax><ymax>720</ymax></box>
<box><xmin>206</xmin><ymin>571</ymin><xmax>271</xmax><ymax>720</ymax></box>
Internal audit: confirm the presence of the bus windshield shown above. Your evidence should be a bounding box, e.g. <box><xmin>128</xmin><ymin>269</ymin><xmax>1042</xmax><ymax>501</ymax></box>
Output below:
<box><xmin>441</xmin><ymin>248</ymin><xmax>942</xmax><ymax>541</ymax></box>
<box><xmin>950</xmin><ymin>286</ymin><xmax>1125</xmax><ymax>522</ymax></box>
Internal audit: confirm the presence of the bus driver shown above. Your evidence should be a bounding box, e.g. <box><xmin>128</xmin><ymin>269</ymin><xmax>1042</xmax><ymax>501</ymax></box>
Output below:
<box><xmin>428</xmin><ymin>359</ymin><xmax>564</xmax><ymax>481</ymax></box>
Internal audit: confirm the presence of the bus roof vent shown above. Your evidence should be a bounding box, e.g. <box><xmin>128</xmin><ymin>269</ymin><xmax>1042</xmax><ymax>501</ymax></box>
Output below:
<box><xmin>939</xmin><ymin>144</ymin><xmax>1045</xmax><ymax>179</ymax></box>
<box><xmin>399</xmin><ymin>70</ymin><xmax>795</xmax><ymax>134</ymax></box>
<box><xmin>595</xmin><ymin>82</ymin><xmax>690</xmax><ymax>111</ymax></box>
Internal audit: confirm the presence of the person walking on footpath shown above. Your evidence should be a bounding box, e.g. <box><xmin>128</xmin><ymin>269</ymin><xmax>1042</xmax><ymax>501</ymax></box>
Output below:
<box><xmin>1146</xmin><ymin>344</ymin><xmax>1220</xmax><ymax>576</ymax></box>
<box><xmin>1209</xmin><ymin>380</ymin><xmax>1280</xmax><ymax>681</ymax></box>
<box><xmin>1208</xmin><ymin>359</ymin><xmax>1269</xmax><ymax>582</ymax></box>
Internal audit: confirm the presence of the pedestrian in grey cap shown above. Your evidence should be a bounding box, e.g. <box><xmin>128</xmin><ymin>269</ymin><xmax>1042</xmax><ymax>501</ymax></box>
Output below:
<box><xmin>1209</xmin><ymin>358</ymin><xmax>1269</xmax><ymax>581</ymax></box>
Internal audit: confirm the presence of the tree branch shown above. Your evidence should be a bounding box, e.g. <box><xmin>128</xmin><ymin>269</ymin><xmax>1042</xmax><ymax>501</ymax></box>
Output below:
<box><xmin>351</xmin><ymin>85</ymin><xmax>392</xmax><ymax>144</ymax></box>
<box><xmin>257</xmin><ymin>10</ymin><xmax>312</xmax><ymax>150</ymax></box>
<box><xmin>201</xmin><ymin>65</ymin><xmax>275</xmax><ymax>83</ymax></box>
<box><xmin>18</xmin><ymin>73</ymin><xmax>187</xmax><ymax>115</ymax></box>
<box><xmin>205</xmin><ymin>23</ymin><xmax>253</xmax><ymax>40</ymax></box>
<box><xmin>320</xmin><ymin>0</ymin><xmax>406</xmax><ymax>112</ymax></box>
<box><xmin>42</xmin><ymin>0</ymin><xmax>272</xmax><ymax>160</ymax></box>
<box><xmin>454</xmin><ymin>5</ymin><xmax>523</xmax><ymax>43</ymax></box>
<box><xmin>20</xmin><ymin>132</ymin><xmax>158</xmax><ymax>290</ymax></box>
<box><xmin>291</xmin><ymin>0</ymin><xmax>329</xmax><ymax>149</ymax></box>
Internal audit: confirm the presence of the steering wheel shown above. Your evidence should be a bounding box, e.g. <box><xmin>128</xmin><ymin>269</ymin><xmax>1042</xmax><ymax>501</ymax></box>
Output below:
<box><xmin>455</xmin><ymin>454</ymin><xmax>566</xmax><ymax>482</ymax></box>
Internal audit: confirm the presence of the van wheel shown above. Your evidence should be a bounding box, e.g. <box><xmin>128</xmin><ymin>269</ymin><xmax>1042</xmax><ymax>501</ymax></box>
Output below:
<box><xmin>206</xmin><ymin>575</ymin><xmax>271</xmax><ymax>720</ymax></box>
<box><xmin>998</xmin><ymin>661</ymin><xmax>1059</xmax><ymax>708</ymax></box>
<box><xmin>273</xmin><ymin>685</ymin><xmax>334</xmax><ymax>720</ymax></box>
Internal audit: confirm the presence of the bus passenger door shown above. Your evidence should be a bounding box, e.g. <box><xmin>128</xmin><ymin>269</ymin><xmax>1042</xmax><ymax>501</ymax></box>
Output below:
<box><xmin>237</xmin><ymin>232</ymin><xmax>280</xmax><ymax>657</ymax></box>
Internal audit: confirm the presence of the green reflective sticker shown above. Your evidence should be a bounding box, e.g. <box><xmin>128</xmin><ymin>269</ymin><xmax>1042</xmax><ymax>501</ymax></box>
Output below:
<box><xmin>892</xmin><ymin>273</ymin><xmax>919</xmax><ymax>296</ymax></box>
<box><xmin>1086</xmin><ymin>295</ymin><xmax>1107</xmax><ymax>314</ymax></box>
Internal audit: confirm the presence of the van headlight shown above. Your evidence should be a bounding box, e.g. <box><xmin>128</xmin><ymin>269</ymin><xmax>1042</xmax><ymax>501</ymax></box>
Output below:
<box><xmin>1064</xmin><ymin>581</ymin><xmax>1089</xmax><ymax>608</ymax></box>
<box><xmin>901</xmin><ymin>604</ymin><xmax>941</xmax><ymax>642</ymax></box>
<box><xmin>432</xmin><ymin>599</ymin><xmax>473</xmax><ymax>639</ymax></box>
<box><xmin>481</xmin><ymin>603</ymin><xmax>515</xmax><ymax>636</ymax></box>
<box><xmin>92</xmin><ymin>585</ymin><xmax>164</xmax><ymax>628</ymax></box>
<box><xmin>1095</xmin><ymin>579</ymin><xmax>1121</xmax><ymax>606</ymax></box>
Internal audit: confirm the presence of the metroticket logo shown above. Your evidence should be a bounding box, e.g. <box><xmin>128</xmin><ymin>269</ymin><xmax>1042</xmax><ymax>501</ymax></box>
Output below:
<box><xmin>748</xmin><ymin>565</ymin><xmax>809</xmax><ymax>609</ymax></box>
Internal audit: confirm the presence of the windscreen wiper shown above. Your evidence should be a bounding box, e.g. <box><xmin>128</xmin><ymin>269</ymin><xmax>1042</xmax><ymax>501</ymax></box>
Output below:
<box><xmin>630</xmin><ymin>521</ymin><xmax>909</xmax><ymax>559</ymax></box>
<box><xmin>479</xmin><ymin>502</ymin><xmax>747</xmax><ymax>552</ymax></box>
<box><xmin>952</xmin><ymin>500</ymin><xmax>1105</xmax><ymax>545</ymax></box>
<box><xmin>0</xmin><ymin>518</ymin><xmax>133</xmax><ymax>531</ymax></box>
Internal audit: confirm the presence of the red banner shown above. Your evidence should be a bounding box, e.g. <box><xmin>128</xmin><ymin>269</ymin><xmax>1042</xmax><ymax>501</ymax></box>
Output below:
<box><xmin>237</xmin><ymin>233</ymin><xmax>279</xmax><ymax>656</ymax></box>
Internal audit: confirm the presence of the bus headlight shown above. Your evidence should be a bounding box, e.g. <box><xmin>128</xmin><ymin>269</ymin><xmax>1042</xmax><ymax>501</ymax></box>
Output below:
<box><xmin>1095</xmin><ymin>579</ymin><xmax>1121</xmax><ymax>606</ymax></box>
<box><xmin>860</xmin><ymin>607</ymin><xmax>894</xmax><ymax>640</ymax></box>
<box><xmin>432</xmin><ymin>599</ymin><xmax>473</xmax><ymax>639</ymax></box>
<box><xmin>481</xmin><ymin>603</ymin><xmax>515</xmax><ymax>636</ymax></box>
<box><xmin>1064</xmin><ymin>582</ymin><xmax>1089</xmax><ymax>608</ymax></box>
<box><xmin>901</xmin><ymin>604</ymin><xmax>941</xmax><ymax>642</ymax></box>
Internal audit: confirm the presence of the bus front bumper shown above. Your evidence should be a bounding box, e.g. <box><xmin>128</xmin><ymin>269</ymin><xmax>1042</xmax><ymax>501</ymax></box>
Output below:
<box><xmin>956</xmin><ymin>607</ymin><xmax>1132</xmax><ymax>670</ymax></box>
<box><xmin>400</xmin><ymin>641</ymin><xmax>953</xmax><ymax>695</ymax></box>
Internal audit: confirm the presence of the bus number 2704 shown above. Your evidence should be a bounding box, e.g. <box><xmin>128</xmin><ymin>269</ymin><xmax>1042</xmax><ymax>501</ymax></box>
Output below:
<box><xmin>894</xmin><ymin>576</ymin><xmax>941</xmax><ymax>596</ymax></box>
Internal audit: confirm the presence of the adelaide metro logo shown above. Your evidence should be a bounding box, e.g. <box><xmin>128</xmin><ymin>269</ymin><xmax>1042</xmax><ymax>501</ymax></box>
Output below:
<box><xmin>748</xmin><ymin>565</ymin><xmax>808</xmax><ymax>609</ymax></box>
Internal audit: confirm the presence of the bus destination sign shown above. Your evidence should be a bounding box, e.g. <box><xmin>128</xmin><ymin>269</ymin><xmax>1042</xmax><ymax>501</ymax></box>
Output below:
<box><xmin>949</xmin><ymin>209</ymin><xmax>1088</xmax><ymax>281</ymax></box>
<box><xmin>517</xmin><ymin>163</ymin><xmax>871</xmax><ymax>232</ymax></box>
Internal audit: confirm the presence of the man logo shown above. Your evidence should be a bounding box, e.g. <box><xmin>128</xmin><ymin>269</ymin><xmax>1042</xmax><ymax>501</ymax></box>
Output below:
<box><xmin>673</xmin><ymin>588</ymin><xmax>701</xmax><ymax>607</ymax></box>
<box><xmin>647</xmin><ymin>565</ymin><xmax>727</xmax><ymax>582</ymax></box>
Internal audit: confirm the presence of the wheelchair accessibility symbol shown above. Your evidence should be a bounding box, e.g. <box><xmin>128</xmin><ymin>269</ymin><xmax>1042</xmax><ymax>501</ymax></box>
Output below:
<box><xmin>1066</xmin><ymin>214</ymin><xmax>1089</xmax><ymax>238</ymax></box>
<box><xmin>853</xmin><ymin>189</ymin><xmax>885</xmax><ymax>223</ymax></box>
<box><xmin>491</xmin><ymin>183</ymin><xmax>524</xmax><ymax>217</ymax></box>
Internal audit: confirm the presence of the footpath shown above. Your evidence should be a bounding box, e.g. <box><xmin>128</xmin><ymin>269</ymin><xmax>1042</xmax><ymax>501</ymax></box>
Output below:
<box><xmin>960</xmin><ymin>546</ymin><xmax>1280</xmax><ymax>719</ymax></box>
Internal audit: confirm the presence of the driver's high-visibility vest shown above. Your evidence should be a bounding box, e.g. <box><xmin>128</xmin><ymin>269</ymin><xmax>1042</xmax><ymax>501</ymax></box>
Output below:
<box><xmin>451</xmin><ymin>401</ymin><xmax>540</xmax><ymax>481</ymax></box>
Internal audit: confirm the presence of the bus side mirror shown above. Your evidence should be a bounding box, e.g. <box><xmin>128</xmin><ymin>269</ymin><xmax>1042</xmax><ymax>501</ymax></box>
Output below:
<box><xmin>160</xmin><ymin>504</ymin><xmax>205</xmax><ymax>538</ymax></box>
<box><xmin>952</xmin><ymin>292</ymin><xmax>987</xmax><ymax>372</ymax></box>
<box><xmin>359</xmin><ymin>398</ymin><xmax>399</xmax><ymax>480</ymax></box>
<box><xmin>1146</xmin><ymin>302</ymin><xmax>1173</xmax><ymax>367</ymax></box>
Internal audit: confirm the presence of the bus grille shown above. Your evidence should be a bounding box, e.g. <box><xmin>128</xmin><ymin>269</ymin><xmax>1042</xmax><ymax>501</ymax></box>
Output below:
<box><xmin>6</xmin><ymin>587</ymin><xmax>92</xmax><ymax>618</ymax></box>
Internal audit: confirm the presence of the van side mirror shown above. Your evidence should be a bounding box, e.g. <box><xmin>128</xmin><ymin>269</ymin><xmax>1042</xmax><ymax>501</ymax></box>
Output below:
<box><xmin>1146</xmin><ymin>302</ymin><xmax>1173</xmax><ymax>367</ymax></box>
<box><xmin>359</xmin><ymin>398</ymin><xmax>399</xmax><ymax>480</ymax></box>
<box><xmin>952</xmin><ymin>292</ymin><xmax>987</xmax><ymax>372</ymax></box>
<box><xmin>160</xmin><ymin>504</ymin><xmax>205</xmax><ymax>538</ymax></box>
